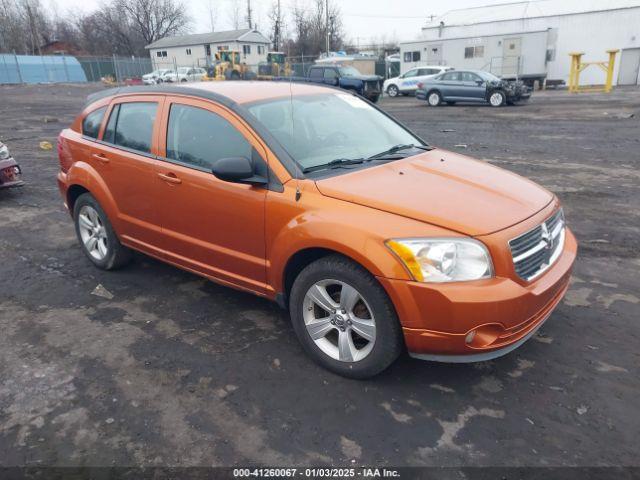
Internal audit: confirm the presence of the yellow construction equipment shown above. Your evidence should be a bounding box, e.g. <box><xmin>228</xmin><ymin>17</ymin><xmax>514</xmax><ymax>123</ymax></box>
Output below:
<box><xmin>257</xmin><ymin>52</ymin><xmax>291</xmax><ymax>79</ymax></box>
<box><xmin>203</xmin><ymin>51</ymin><xmax>253</xmax><ymax>81</ymax></box>
<box><xmin>568</xmin><ymin>50</ymin><xmax>619</xmax><ymax>93</ymax></box>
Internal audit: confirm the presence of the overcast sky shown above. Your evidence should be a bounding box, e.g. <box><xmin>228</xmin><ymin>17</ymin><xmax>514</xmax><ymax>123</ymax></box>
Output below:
<box><xmin>48</xmin><ymin>0</ymin><xmax>514</xmax><ymax>44</ymax></box>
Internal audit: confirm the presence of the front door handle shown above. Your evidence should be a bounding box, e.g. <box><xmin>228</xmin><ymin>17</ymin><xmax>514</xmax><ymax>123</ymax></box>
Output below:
<box><xmin>92</xmin><ymin>153</ymin><xmax>109</xmax><ymax>164</ymax></box>
<box><xmin>157</xmin><ymin>172</ymin><xmax>182</xmax><ymax>185</ymax></box>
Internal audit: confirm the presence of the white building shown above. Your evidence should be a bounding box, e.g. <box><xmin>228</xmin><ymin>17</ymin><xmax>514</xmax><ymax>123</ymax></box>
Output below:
<box><xmin>146</xmin><ymin>29</ymin><xmax>271</xmax><ymax>70</ymax></box>
<box><xmin>400</xmin><ymin>0</ymin><xmax>640</xmax><ymax>86</ymax></box>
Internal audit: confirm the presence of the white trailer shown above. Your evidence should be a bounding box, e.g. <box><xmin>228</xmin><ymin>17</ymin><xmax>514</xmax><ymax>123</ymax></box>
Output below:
<box><xmin>400</xmin><ymin>0</ymin><xmax>640</xmax><ymax>86</ymax></box>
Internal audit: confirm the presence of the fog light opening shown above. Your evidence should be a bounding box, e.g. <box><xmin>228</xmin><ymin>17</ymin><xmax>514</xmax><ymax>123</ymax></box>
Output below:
<box><xmin>465</xmin><ymin>330</ymin><xmax>476</xmax><ymax>344</ymax></box>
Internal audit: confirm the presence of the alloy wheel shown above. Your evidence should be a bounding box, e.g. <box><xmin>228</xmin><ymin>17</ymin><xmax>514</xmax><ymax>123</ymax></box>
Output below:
<box><xmin>78</xmin><ymin>205</ymin><xmax>108</xmax><ymax>261</ymax></box>
<box><xmin>428</xmin><ymin>92</ymin><xmax>441</xmax><ymax>106</ymax></box>
<box><xmin>303</xmin><ymin>280</ymin><xmax>376</xmax><ymax>362</ymax></box>
<box><xmin>490</xmin><ymin>92</ymin><xmax>504</xmax><ymax>107</ymax></box>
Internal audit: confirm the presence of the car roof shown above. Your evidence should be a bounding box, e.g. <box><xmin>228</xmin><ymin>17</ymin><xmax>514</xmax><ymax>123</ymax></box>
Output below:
<box><xmin>89</xmin><ymin>81</ymin><xmax>339</xmax><ymax>106</ymax></box>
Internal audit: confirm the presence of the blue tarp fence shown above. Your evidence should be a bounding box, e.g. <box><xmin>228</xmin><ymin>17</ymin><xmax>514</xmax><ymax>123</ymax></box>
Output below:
<box><xmin>0</xmin><ymin>54</ymin><xmax>87</xmax><ymax>84</ymax></box>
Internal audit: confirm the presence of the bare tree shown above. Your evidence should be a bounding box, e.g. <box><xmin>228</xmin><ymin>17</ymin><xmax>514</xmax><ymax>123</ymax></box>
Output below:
<box><xmin>115</xmin><ymin>0</ymin><xmax>190</xmax><ymax>47</ymax></box>
<box><xmin>227</xmin><ymin>0</ymin><xmax>241</xmax><ymax>29</ymax></box>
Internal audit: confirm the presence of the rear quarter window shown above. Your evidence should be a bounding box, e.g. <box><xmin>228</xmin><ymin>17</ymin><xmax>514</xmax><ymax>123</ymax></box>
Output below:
<box><xmin>82</xmin><ymin>107</ymin><xmax>107</xmax><ymax>139</ymax></box>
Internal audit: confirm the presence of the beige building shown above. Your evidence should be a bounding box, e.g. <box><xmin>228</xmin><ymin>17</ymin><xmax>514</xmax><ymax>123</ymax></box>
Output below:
<box><xmin>146</xmin><ymin>29</ymin><xmax>271</xmax><ymax>70</ymax></box>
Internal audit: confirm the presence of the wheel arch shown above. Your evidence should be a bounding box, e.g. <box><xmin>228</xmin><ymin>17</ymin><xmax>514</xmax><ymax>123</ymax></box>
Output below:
<box><xmin>65</xmin><ymin>162</ymin><xmax>121</xmax><ymax>231</ymax></box>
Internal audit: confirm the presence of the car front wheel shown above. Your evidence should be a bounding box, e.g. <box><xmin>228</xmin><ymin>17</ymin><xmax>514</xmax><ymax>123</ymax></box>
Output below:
<box><xmin>489</xmin><ymin>91</ymin><xmax>506</xmax><ymax>107</ymax></box>
<box><xmin>387</xmin><ymin>84</ymin><xmax>399</xmax><ymax>97</ymax></box>
<box><xmin>289</xmin><ymin>255</ymin><xmax>404</xmax><ymax>379</ymax></box>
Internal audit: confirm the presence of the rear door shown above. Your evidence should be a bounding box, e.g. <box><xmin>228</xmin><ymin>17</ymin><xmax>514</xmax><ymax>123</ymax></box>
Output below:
<box><xmin>439</xmin><ymin>71</ymin><xmax>463</xmax><ymax>99</ymax></box>
<box><xmin>323</xmin><ymin>67</ymin><xmax>340</xmax><ymax>86</ymax></box>
<box><xmin>502</xmin><ymin>37</ymin><xmax>522</xmax><ymax>76</ymax></box>
<box><xmin>153</xmin><ymin>96</ymin><xmax>269</xmax><ymax>293</ymax></box>
<box><xmin>94</xmin><ymin>95</ymin><xmax>166</xmax><ymax>254</ymax></box>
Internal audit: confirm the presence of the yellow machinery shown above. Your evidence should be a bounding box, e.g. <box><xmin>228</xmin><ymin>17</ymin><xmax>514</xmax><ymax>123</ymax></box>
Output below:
<box><xmin>568</xmin><ymin>50</ymin><xmax>619</xmax><ymax>93</ymax></box>
<box><xmin>257</xmin><ymin>52</ymin><xmax>291</xmax><ymax>79</ymax></box>
<box><xmin>203</xmin><ymin>51</ymin><xmax>252</xmax><ymax>81</ymax></box>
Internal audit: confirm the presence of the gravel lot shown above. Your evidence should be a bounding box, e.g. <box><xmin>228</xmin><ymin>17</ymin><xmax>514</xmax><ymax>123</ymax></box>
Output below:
<box><xmin>0</xmin><ymin>83</ymin><xmax>639</xmax><ymax>469</ymax></box>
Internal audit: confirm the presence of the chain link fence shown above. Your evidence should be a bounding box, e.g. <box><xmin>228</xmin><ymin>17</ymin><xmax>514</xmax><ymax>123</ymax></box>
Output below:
<box><xmin>78</xmin><ymin>56</ymin><xmax>153</xmax><ymax>82</ymax></box>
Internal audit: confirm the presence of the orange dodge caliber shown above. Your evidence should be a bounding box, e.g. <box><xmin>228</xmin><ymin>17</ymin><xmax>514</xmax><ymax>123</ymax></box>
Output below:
<box><xmin>57</xmin><ymin>82</ymin><xmax>577</xmax><ymax>378</ymax></box>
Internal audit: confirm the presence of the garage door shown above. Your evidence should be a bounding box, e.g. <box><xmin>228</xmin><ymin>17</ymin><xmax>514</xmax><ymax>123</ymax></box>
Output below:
<box><xmin>618</xmin><ymin>48</ymin><xmax>640</xmax><ymax>85</ymax></box>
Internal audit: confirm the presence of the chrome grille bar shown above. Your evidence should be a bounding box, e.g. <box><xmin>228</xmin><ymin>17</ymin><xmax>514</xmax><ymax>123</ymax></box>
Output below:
<box><xmin>509</xmin><ymin>209</ymin><xmax>565</xmax><ymax>281</ymax></box>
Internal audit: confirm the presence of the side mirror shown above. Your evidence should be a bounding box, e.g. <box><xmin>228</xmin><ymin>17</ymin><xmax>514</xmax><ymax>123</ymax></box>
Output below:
<box><xmin>211</xmin><ymin>156</ymin><xmax>267</xmax><ymax>186</ymax></box>
<box><xmin>476</xmin><ymin>80</ymin><xmax>484</xmax><ymax>86</ymax></box>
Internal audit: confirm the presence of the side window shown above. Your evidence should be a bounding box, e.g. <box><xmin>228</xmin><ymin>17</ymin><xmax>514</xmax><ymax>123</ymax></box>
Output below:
<box><xmin>442</xmin><ymin>72</ymin><xmax>460</xmax><ymax>82</ymax></box>
<box><xmin>403</xmin><ymin>69</ymin><xmax>418</xmax><ymax>78</ymax></box>
<box><xmin>309</xmin><ymin>68</ymin><xmax>323</xmax><ymax>79</ymax></box>
<box><xmin>166</xmin><ymin>104</ymin><xmax>252</xmax><ymax>170</ymax></box>
<box><xmin>462</xmin><ymin>72</ymin><xmax>482</xmax><ymax>83</ymax></box>
<box><xmin>323</xmin><ymin>69</ymin><xmax>338</xmax><ymax>79</ymax></box>
<box><xmin>104</xmin><ymin>102</ymin><xmax>157</xmax><ymax>154</ymax></box>
<box><xmin>82</xmin><ymin>106</ymin><xmax>107</xmax><ymax>139</ymax></box>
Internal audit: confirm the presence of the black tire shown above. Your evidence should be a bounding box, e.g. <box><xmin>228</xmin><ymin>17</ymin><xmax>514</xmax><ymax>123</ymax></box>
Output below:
<box><xmin>73</xmin><ymin>193</ymin><xmax>131</xmax><ymax>270</ymax></box>
<box><xmin>230</xmin><ymin>71</ymin><xmax>240</xmax><ymax>80</ymax></box>
<box><xmin>427</xmin><ymin>90</ymin><xmax>442</xmax><ymax>106</ymax></box>
<box><xmin>180</xmin><ymin>78</ymin><xmax>187</xmax><ymax>83</ymax></box>
<box><xmin>289</xmin><ymin>255</ymin><xmax>404</xmax><ymax>379</ymax></box>
<box><xmin>488</xmin><ymin>90</ymin><xmax>506</xmax><ymax>107</ymax></box>
<box><xmin>369</xmin><ymin>94</ymin><xmax>380</xmax><ymax>103</ymax></box>
<box><xmin>387</xmin><ymin>84</ymin><xmax>399</xmax><ymax>97</ymax></box>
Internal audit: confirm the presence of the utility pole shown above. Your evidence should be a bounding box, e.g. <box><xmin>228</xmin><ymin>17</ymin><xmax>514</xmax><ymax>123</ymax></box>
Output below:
<box><xmin>325</xmin><ymin>0</ymin><xmax>330</xmax><ymax>56</ymax></box>
<box><xmin>247</xmin><ymin>0</ymin><xmax>253</xmax><ymax>29</ymax></box>
<box><xmin>274</xmin><ymin>0</ymin><xmax>281</xmax><ymax>51</ymax></box>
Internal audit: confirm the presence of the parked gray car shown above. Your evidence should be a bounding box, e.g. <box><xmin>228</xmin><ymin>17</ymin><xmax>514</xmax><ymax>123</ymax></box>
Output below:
<box><xmin>416</xmin><ymin>70</ymin><xmax>531</xmax><ymax>107</ymax></box>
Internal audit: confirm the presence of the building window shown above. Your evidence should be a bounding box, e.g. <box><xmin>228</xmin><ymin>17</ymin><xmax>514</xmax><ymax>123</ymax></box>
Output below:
<box><xmin>155</xmin><ymin>50</ymin><xmax>168</xmax><ymax>58</ymax></box>
<box><xmin>403</xmin><ymin>51</ymin><xmax>420</xmax><ymax>62</ymax></box>
<box><xmin>205</xmin><ymin>45</ymin><xmax>211</xmax><ymax>56</ymax></box>
<box><xmin>464</xmin><ymin>46</ymin><xmax>484</xmax><ymax>59</ymax></box>
<box><xmin>217</xmin><ymin>45</ymin><xmax>229</xmax><ymax>51</ymax></box>
<box><xmin>186</xmin><ymin>48</ymin><xmax>192</xmax><ymax>55</ymax></box>
<box><xmin>243</xmin><ymin>44</ymin><xmax>251</xmax><ymax>55</ymax></box>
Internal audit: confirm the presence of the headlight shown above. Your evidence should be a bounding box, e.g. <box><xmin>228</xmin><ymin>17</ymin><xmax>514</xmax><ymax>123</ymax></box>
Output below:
<box><xmin>0</xmin><ymin>144</ymin><xmax>9</xmax><ymax>160</ymax></box>
<box><xmin>386</xmin><ymin>238</ymin><xmax>493</xmax><ymax>283</ymax></box>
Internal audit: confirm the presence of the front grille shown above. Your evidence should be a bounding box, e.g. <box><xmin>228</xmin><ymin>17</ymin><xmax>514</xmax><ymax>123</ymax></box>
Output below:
<box><xmin>509</xmin><ymin>209</ymin><xmax>565</xmax><ymax>281</ymax></box>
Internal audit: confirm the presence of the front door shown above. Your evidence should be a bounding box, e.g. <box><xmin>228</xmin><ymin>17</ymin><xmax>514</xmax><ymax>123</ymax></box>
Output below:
<box><xmin>502</xmin><ymin>37</ymin><xmax>522</xmax><ymax>76</ymax></box>
<box><xmin>618</xmin><ymin>48</ymin><xmax>640</xmax><ymax>85</ymax></box>
<box><xmin>95</xmin><ymin>95</ymin><xmax>166</xmax><ymax>254</ymax></box>
<box><xmin>154</xmin><ymin>96</ymin><xmax>268</xmax><ymax>293</ymax></box>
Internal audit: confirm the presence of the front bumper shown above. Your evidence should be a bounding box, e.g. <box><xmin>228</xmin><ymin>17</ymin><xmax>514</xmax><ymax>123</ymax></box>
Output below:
<box><xmin>378</xmin><ymin>227</ymin><xmax>577</xmax><ymax>361</ymax></box>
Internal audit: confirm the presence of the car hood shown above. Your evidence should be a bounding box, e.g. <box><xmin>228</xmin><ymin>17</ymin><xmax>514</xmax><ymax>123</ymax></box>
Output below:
<box><xmin>314</xmin><ymin>149</ymin><xmax>553</xmax><ymax>236</ymax></box>
<box><xmin>348</xmin><ymin>75</ymin><xmax>381</xmax><ymax>81</ymax></box>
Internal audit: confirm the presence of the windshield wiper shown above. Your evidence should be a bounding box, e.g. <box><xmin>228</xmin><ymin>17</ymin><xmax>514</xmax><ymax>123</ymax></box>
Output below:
<box><xmin>367</xmin><ymin>143</ymin><xmax>431</xmax><ymax>160</ymax></box>
<box><xmin>302</xmin><ymin>158</ymin><xmax>365</xmax><ymax>173</ymax></box>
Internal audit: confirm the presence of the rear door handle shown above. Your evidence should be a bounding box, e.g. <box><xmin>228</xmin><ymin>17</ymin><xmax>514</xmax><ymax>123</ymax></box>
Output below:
<box><xmin>157</xmin><ymin>172</ymin><xmax>182</xmax><ymax>185</ymax></box>
<box><xmin>91</xmin><ymin>153</ymin><xmax>109</xmax><ymax>164</ymax></box>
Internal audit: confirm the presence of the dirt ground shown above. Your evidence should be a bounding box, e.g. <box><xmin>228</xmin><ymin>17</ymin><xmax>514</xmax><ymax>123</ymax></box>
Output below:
<box><xmin>0</xmin><ymin>83</ymin><xmax>639</xmax><ymax>469</ymax></box>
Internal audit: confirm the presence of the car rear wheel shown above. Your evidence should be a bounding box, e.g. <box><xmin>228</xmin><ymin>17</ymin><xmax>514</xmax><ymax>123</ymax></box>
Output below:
<box><xmin>387</xmin><ymin>84</ymin><xmax>399</xmax><ymax>97</ymax></box>
<box><xmin>74</xmin><ymin>193</ymin><xmax>131</xmax><ymax>270</ymax></box>
<box><xmin>289</xmin><ymin>255</ymin><xmax>404</xmax><ymax>379</ymax></box>
<box><xmin>489</xmin><ymin>91</ymin><xmax>506</xmax><ymax>107</ymax></box>
<box><xmin>427</xmin><ymin>91</ymin><xmax>442</xmax><ymax>106</ymax></box>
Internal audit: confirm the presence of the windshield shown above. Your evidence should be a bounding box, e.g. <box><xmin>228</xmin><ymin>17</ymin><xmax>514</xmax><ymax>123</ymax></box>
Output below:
<box><xmin>338</xmin><ymin>66</ymin><xmax>361</xmax><ymax>77</ymax></box>
<box><xmin>247</xmin><ymin>92</ymin><xmax>424</xmax><ymax>172</ymax></box>
<box><xmin>477</xmin><ymin>71</ymin><xmax>501</xmax><ymax>82</ymax></box>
